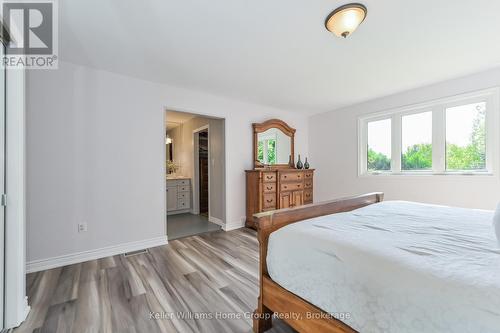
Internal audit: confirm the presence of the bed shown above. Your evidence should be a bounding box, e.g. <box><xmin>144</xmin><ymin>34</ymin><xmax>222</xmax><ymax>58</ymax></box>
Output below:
<box><xmin>252</xmin><ymin>193</ymin><xmax>500</xmax><ymax>333</ymax></box>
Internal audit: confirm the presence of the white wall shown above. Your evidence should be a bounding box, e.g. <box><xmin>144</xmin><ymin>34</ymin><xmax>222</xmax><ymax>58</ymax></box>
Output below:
<box><xmin>26</xmin><ymin>61</ymin><xmax>308</xmax><ymax>266</ymax></box>
<box><xmin>310</xmin><ymin>67</ymin><xmax>500</xmax><ymax>210</ymax></box>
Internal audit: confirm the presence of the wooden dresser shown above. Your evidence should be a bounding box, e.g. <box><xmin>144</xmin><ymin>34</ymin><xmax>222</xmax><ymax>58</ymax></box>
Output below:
<box><xmin>245</xmin><ymin>169</ymin><xmax>314</xmax><ymax>228</ymax></box>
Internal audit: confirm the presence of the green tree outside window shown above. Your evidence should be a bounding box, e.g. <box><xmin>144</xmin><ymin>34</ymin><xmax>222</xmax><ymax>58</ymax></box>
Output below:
<box><xmin>367</xmin><ymin>109</ymin><xmax>485</xmax><ymax>171</ymax></box>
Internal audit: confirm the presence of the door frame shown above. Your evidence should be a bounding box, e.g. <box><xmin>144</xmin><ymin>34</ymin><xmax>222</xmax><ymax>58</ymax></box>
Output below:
<box><xmin>192</xmin><ymin>125</ymin><xmax>210</xmax><ymax>217</ymax></box>
<box><xmin>0</xmin><ymin>38</ymin><xmax>5</xmax><ymax>330</ymax></box>
<box><xmin>163</xmin><ymin>107</ymin><xmax>227</xmax><ymax>236</ymax></box>
<box><xmin>1</xmin><ymin>36</ymin><xmax>29</xmax><ymax>328</ymax></box>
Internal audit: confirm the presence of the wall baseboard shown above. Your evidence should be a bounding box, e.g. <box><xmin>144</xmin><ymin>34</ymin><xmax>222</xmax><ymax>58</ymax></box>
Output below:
<box><xmin>208</xmin><ymin>216</ymin><xmax>224</xmax><ymax>227</ymax></box>
<box><xmin>26</xmin><ymin>236</ymin><xmax>168</xmax><ymax>273</ymax></box>
<box><xmin>223</xmin><ymin>220</ymin><xmax>245</xmax><ymax>231</ymax></box>
<box><xmin>167</xmin><ymin>209</ymin><xmax>191</xmax><ymax>216</ymax></box>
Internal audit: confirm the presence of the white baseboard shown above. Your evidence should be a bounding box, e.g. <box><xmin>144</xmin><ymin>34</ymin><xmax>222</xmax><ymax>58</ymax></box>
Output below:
<box><xmin>26</xmin><ymin>236</ymin><xmax>168</xmax><ymax>273</ymax></box>
<box><xmin>208</xmin><ymin>216</ymin><xmax>224</xmax><ymax>227</ymax></box>
<box><xmin>167</xmin><ymin>209</ymin><xmax>191</xmax><ymax>216</ymax></box>
<box><xmin>223</xmin><ymin>220</ymin><xmax>245</xmax><ymax>231</ymax></box>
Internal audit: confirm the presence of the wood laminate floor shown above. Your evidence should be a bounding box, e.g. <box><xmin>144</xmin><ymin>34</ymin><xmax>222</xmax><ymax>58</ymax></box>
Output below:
<box><xmin>13</xmin><ymin>228</ymin><xmax>295</xmax><ymax>333</ymax></box>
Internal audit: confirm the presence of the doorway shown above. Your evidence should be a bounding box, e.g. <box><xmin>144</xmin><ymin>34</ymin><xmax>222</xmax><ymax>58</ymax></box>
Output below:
<box><xmin>165</xmin><ymin>111</ymin><xmax>225</xmax><ymax>240</ymax></box>
<box><xmin>197</xmin><ymin>129</ymin><xmax>209</xmax><ymax>217</ymax></box>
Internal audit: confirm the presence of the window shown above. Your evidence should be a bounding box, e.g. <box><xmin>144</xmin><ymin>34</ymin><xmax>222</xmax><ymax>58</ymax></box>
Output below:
<box><xmin>446</xmin><ymin>102</ymin><xmax>486</xmax><ymax>171</ymax></box>
<box><xmin>367</xmin><ymin>119</ymin><xmax>391</xmax><ymax>171</ymax></box>
<box><xmin>359</xmin><ymin>88</ymin><xmax>499</xmax><ymax>176</ymax></box>
<box><xmin>258</xmin><ymin>138</ymin><xmax>276</xmax><ymax>164</ymax></box>
<box><xmin>402</xmin><ymin>111</ymin><xmax>432</xmax><ymax>171</ymax></box>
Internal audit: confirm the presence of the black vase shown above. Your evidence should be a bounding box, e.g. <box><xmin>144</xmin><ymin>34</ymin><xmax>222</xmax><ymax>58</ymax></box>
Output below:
<box><xmin>304</xmin><ymin>158</ymin><xmax>310</xmax><ymax>169</ymax></box>
<box><xmin>296</xmin><ymin>155</ymin><xmax>303</xmax><ymax>169</ymax></box>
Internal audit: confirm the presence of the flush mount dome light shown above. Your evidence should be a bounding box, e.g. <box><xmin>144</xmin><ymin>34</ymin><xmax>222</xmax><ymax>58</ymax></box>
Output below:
<box><xmin>325</xmin><ymin>3</ymin><xmax>367</xmax><ymax>38</ymax></box>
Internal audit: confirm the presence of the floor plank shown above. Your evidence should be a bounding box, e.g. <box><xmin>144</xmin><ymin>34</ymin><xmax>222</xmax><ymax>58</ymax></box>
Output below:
<box><xmin>14</xmin><ymin>228</ymin><xmax>295</xmax><ymax>333</ymax></box>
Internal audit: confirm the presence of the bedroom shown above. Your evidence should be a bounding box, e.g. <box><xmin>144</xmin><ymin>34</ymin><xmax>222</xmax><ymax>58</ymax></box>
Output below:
<box><xmin>1</xmin><ymin>0</ymin><xmax>500</xmax><ymax>332</ymax></box>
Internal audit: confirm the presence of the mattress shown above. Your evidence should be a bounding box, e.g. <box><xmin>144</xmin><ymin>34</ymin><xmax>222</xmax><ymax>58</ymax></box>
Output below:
<box><xmin>266</xmin><ymin>201</ymin><xmax>500</xmax><ymax>333</ymax></box>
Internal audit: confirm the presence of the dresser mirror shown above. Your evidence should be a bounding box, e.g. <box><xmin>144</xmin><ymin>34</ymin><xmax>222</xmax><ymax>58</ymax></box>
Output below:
<box><xmin>253</xmin><ymin>119</ymin><xmax>295</xmax><ymax>168</ymax></box>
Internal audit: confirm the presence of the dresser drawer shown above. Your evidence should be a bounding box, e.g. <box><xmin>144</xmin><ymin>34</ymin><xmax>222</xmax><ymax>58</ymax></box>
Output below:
<box><xmin>304</xmin><ymin>179</ymin><xmax>313</xmax><ymax>189</ymax></box>
<box><xmin>177</xmin><ymin>198</ymin><xmax>190</xmax><ymax>209</ymax></box>
<box><xmin>166</xmin><ymin>179</ymin><xmax>180</xmax><ymax>187</ymax></box>
<box><xmin>177</xmin><ymin>192</ymin><xmax>189</xmax><ymax>200</ymax></box>
<box><xmin>178</xmin><ymin>179</ymin><xmax>190</xmax><ymax>186</ymax></box>
<box><xmin>262</xmin><ymin>172</ymin><xmax>276</xmax><ymax>183</ymax></box>
<box><xmin>304</xmin><ymin>171</ymin><xmax>314</xmax><ymax>179</ymax></box>
<box><xmin>262</xmin><ymin>193</ymin><xmax>276</xmax><ymax>209</ymax></box>
<box><xmin>280</xmin><ymin>182</ymin><xmax>303</xmax><ymax>192</ymax></box>
<box><xmin>263</xmin><ymin>183</ymin><xmax>276</xmax><ymax>193</ymax></box>
<box><xmin>304</xmin><ymin>189</ymin><xmax>313</xmax><ymax>203</ymax></box>
<box><xmin>178</xmin><ymin>185</ymin><xmax>190</xmax><ymax>192</ymax></box>
<box><xmin>280</xmin><ymin>172</ymin><xmax>303</xmax><ymax>182</ymax></box>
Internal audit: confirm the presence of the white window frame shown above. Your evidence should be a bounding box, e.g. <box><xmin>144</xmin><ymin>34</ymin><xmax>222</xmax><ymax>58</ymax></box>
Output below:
<box><xmin>358</xmin><ymin>87</ymin><xmax>500</xmax><ymax>177</ymax></box>
<box><xmin>259</xmin><ymin>133</ymin><xmax>277</xmax><ymax>165</ymax></box>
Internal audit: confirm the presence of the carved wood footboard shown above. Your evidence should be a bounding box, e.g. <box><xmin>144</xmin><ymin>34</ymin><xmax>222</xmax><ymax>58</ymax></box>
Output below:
<box><xmin>252</xmin><ymin>192</ymin><xmax>384</xmax><ymax>333</ymax></box>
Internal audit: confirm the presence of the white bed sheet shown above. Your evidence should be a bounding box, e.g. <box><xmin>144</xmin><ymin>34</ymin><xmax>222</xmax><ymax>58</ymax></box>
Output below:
<box><xmin>267</xmin><ymin>201</ymin><xmax>500</xmax><ymax>333</ymax></box>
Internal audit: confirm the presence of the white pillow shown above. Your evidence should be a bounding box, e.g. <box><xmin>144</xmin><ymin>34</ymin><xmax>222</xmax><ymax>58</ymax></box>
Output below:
<box><xmin>493</xmin><ymin>203</ymin><xmax>500</xmax><ymax>246</ymax></box>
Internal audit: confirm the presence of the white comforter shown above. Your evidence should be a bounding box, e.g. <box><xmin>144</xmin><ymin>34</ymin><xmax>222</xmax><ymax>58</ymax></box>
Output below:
<box><xmin>267</xmin><ymin>201</ymin><xmax>500</xmax><ymax>333</ymax></box>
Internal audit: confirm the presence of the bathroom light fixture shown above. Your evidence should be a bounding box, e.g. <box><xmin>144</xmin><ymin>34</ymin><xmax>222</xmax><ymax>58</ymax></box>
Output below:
<box><xmin>325</xmin><ymin>3</ymin><xmax>367</xmax><ymax>38</ymax></box>
<box><xmin>166</xmin><ymin>137</ymin><xmax>172</xmax><ymax>144</ymax></box>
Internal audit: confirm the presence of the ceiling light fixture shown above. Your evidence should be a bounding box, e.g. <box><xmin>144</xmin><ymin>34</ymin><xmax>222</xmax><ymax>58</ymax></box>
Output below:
<box><xmin>325</xmin><ymin>3</ymin><xmax>367</xmax><ymax>38</ymax></box>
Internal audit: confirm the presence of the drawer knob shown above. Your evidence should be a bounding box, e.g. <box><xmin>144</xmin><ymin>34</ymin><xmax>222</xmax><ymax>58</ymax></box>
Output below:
<box><xmin>266</xmin><ymin>199</ymin><xmax>273</xmax><ymax>203</ymax></box>
<box><xmin>266</xmin><ymin>186</ymin><xmax>272</xmax><ymax>190</ymax></box>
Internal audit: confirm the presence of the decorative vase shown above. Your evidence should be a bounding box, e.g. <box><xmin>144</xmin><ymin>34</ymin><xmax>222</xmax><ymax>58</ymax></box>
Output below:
<box><xmin>296</xmin><ymin>155</ymin><xmax>303</xmax><ymax>169</ymax></box>
<box><xmin>288</xmin><ymin>155</ymin><xmax>293</xmax><ymax>167</ymax></box>
<box><xmin>304</xmin><ymin>158</ymin><xmax>310</xmax><ymax>169</ymax></box>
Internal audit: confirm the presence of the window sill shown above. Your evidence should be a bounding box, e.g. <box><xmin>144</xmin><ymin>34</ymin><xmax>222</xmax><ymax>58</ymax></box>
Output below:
<box><xmin>360</xmin><ymin>171</ymin><xmax>494</xmax><ymax>177</ymax></box>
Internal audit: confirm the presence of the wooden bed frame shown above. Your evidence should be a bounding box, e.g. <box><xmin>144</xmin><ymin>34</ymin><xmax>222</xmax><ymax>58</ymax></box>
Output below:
<box><xmin>252</xmin><ymin>192</ymin><xmax>384</xmax><ymax>333</ymax></box>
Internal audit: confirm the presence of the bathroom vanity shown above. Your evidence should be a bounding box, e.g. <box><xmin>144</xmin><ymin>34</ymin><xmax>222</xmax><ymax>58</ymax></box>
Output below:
<box><xmin>166</xmin><ymin>177</ymin><xmax>192</xmax><ymax>215</ymax></box>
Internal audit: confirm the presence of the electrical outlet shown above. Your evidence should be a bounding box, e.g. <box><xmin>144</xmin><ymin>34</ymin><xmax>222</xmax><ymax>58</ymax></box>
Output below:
<box><xmin>78</xmin><ymin>222</ymin><xmax>88</xmax><ymax>233</ymax></box>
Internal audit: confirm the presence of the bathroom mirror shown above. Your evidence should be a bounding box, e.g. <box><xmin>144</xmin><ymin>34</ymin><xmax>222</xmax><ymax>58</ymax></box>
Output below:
<box><xmin>166</xmin><ymin>135</ymin><xmax>173</xmax><ymax>162</ymax></box>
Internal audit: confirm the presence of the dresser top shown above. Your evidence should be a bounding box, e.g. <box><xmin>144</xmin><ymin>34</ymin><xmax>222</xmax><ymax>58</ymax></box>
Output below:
<box><xmin>245</xmin><ymin>168</ymin><xmax>314</xmax><ymax>173</ymax></box>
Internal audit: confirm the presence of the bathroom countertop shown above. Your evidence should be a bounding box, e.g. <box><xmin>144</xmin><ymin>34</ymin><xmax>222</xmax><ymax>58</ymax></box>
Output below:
<box><xmin>166</xmin><ymin>176</ymin><xmax>191</xmax><ymax>180</ymax></box>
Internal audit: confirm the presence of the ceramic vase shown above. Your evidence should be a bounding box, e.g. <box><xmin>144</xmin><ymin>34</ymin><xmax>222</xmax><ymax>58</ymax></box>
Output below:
<box><xmin>296</xmin><ymin>155</ymin><xmax>303</xmax><ymax>169</ymax></box>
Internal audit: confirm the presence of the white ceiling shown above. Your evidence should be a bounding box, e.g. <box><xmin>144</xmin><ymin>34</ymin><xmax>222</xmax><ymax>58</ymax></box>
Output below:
<box><xmin>60</xmin><ymin>0</ymin><xmax>500</xmax><ymax>114</ymax></box>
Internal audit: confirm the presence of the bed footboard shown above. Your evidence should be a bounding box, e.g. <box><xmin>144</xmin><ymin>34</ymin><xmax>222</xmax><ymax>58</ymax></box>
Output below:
<box><xmin>252</xmin><ymin>192</ymin><xmax>384</xmax><ymax>333</ymax></box>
